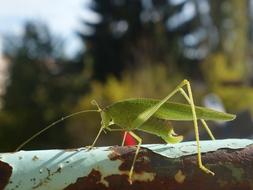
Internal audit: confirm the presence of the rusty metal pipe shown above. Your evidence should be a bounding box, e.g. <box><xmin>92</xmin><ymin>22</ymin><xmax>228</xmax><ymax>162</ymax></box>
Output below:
<box><xmin>1</xmin><ymin>139</ymin><xmax>253</xmax><ymax>190</ymax></box>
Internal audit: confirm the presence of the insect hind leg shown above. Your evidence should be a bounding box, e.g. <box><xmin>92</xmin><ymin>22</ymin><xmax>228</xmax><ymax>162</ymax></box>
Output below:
<box><xmin>178</xmin><ymin>80</ymin><xmax>214</xmax><ymax>175</ymax></box>
<box><xmin>200</xmin><ymin>119</ymin><xmax>215</xmax><ymax>140</ymax></box>
<box><xmin>130</xmin><ymin>79</ymin><xmax>214</xmax><ymax>176</ymax></box>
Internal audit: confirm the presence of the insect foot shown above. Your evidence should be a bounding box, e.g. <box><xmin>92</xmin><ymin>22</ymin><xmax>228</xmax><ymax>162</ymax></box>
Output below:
<box><xmin>85</xmin><ymin>145</ymin><xmax>95</xmax><ymax>151</ymax></box>
<box><xmin>200</xmin><ymin>165</ymin><xmax>215</xmax><ymax>176</ymax></box>
<box><xmin>128</xmin><ymin>169</ymin><xmax>134</xmax><ymax>185</ymax></box>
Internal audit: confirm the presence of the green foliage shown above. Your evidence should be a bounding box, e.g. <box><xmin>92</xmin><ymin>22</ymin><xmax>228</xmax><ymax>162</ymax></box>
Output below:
<box><xmin>78</xmin><ymin>65</ymin><xmax>185</xmax><ymax>107</ymax></box>
<box><xmin>202</xmin><ymin>53</ymin><xmax>245</xmax><ymax>86</ymax></box>
<box><xmin>202</xmin><ymin>53</ymin><xmax>253</xmax><ymax>113</ymax></box>
<box><xmin>215</xmin><ymin>87</ymin><xmax>253</xmax><ymax>114</ymax></box>
<box><xmin>202</xmin><ymin>0</ymin><xmax>251</xmax><ymax>114</ymax></box>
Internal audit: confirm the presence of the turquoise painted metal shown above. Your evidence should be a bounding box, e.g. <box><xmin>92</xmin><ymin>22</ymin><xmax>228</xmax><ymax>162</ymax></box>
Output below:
<box><xmin>143</xmin><ymin>138</ymin><xmax>253</xmax><ymax>158</ymax></box>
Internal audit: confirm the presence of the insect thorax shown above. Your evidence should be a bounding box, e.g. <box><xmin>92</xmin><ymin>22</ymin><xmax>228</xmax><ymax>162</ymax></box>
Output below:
<box><xmin>101</xmin><ymin>111</ymin><xmax>112</xmax><ymax>128</ymax></box>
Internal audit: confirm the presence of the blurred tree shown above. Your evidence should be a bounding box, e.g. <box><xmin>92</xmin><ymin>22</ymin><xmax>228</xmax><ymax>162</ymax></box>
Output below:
<box><xmin>202</xmin><ymin>1</ymin><xmax>253</xmax><ymax>113</ymax></box>
<box><xmin>79</xmin><ymin>0</ymin><xmax>218</xmax><ymax>80</ymax></box>
<box><xmin>79</xmin><ymin>0</ymin><xmax>143</xmax><ymax>81</ymax></box>
<box><xmin>0</xmin><ymin>21</ymin><xmax>88</xmax><ymax>151</ymax></box>
<box><xmin>208</xmin><ymin>0</ymin><xmax>249</xmax><ymax>82</ymax></box>
<box><xmin>164</xmin><ymin>0</ymin><xmax>218</xmax><ymax>77</ymax></box>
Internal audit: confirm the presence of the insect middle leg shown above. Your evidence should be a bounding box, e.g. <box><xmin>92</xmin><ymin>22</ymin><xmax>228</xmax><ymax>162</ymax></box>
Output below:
<box><xmin>89</xmin><ymin>126</ymin><xmax>127</xmax><ymax>149</ymax></box>
<box><xmin>106</xmin><ymin>128</ymin><xmax>128</xmax><ymax>146</ymax></box>
<box><xmin>128</xmin><ymin>131</ymin><xmax>142</xmax><ymax>184</ymax></box>
<box><xmin>106</xmin><ymin>128</ymin><xmax>142</xmax><ymax>183</ymax></box>
<box><xmin>122</xmin><ymin>132</ymin><xmax>127</xmax><ymax>146</ymax></box>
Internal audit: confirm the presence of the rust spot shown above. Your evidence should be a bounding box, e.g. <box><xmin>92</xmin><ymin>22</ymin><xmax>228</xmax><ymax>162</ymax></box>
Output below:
<box><xmin>33</xmin><ymin>166</ymin><xmax>63</xmax><ymax>189</ymax></box>
<box><xmin>104</xmin><ymin>174</ymin><xmax>130</xmax><ymax>187</ymax></box>
<box><xmin>64</xmin><ymin>169</ymin><xmax>108</xmax><ymax>190</ymax></box>
<box><xmin>56</xmin><ymin>167</ymin><xmax>62</xmax><ymax>174</ymax></box>
<box><xmin>32</xmin><ymin>155</ymin><xmax>39</xmax><ymax>161</ymax></box>
<box><xmin>108</xmin><ymin>146</ymin><xmax>153</xmax><ymax>173</ymax></box>
<box><xmin>33</xmin><ymin>169</ymin><xmax>51</xmax><ymax>189</ymax></box>
<box><xmin>111</xmin><ymin>146</ymin><xmax>253</xmax><ymax>189</ymax></box>
<box><xmin>0</xmin><ymin>161</ymin><xmax>12</xmax><ymax>189</ymax></box>
<box><xmin>66</xmin><ymin>145</ymin><xmax>253</xmax><ymax>190</ymax></box>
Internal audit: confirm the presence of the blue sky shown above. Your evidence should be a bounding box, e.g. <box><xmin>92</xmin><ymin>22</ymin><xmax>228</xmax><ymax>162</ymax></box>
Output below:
<box><xmin>0</xmin><ymin>0</ymin><xmax>101</xmax><ymax>57</ymax></box>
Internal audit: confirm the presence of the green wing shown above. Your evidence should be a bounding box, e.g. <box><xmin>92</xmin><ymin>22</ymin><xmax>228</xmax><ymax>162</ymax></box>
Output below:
<box><xmin>106</xmin><ymin>98</ymin><xmax>236</xmax><ymax>123</ymax></box>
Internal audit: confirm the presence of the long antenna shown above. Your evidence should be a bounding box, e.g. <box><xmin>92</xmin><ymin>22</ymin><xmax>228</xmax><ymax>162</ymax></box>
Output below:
<box><xmin>15</xmin><ymin>109</ymin><xmax>99</xmax><ymax>151</ymax></box>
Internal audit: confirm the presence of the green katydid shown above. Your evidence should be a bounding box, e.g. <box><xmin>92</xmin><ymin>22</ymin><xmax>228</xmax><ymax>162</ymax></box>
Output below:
<box><xmin>15</xmin><ymin>79</ymin><xmax>236</xmax><ymax>183</ymax></box>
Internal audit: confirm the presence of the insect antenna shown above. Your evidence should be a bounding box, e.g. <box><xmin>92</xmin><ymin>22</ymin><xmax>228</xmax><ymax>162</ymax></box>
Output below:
<box><xmin>15</xmin><ymin>109</ymin><xmax>99</xmax><ymax>151</ymax></box>
<box><xmin>91</xmin><ymin>99</ymin><xmax>102</xmax><ymax>111</ymax></box>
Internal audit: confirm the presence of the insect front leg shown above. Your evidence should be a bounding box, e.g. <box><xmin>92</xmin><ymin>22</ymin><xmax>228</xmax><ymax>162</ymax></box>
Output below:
<box><xmin>87</xmin><ymin>126</ymin><xmax>105</xmax><ymax>150</ymax></box>
<box><xmin>178</xmin><ymin>81</ymin><xmax>215</xmax><ymax>175</ymax></box>
<box><xmin>106</xmin><ymin>127</ymin><xmax>141</xmax><ymax>183</ymax></box>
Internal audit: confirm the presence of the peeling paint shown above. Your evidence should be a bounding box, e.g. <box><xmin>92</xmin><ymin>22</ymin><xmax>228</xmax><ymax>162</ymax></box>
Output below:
<box><xmin>132</xmin><ymin>171</ymin><xmax>156</xmax><ymax>182</ymax></box>
<box><xmin>142</xmin><ymin>139</ymin><xmax>253</xmax><ymax>159</ymax></box>
<box><xmin>174</xmin><ymin>170</ymin><xmax>186</xmax><ymax>183</ymax></box>
<box><xmin>32</xmin><ymin>155</ymin><xmax>39</xmax><ymax>161</ymax></box>
<box><xmin>108</xmin><ymin>146</ymin><xmax>162</xmax><ymax>174</ymax></box>
<box><xmin>64</xmin><ymin>169</ymin><xmax>107</xmax><ymax>190</ymax></box>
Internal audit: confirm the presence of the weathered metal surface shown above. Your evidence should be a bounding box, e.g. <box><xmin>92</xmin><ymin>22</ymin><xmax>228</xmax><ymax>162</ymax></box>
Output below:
<box><xmin>0</xmin><ymin>139</ymin><xmax>253</xmax><ymax>190</ymax></box>
<box><xmin>0</xmin><ymin>161</ymin><xmax>12</xmax><ymax>189</ymax></box>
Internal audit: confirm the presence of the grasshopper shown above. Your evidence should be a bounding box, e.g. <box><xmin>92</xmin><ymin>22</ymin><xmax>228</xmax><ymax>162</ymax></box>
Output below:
<box><xmin>16</xmin><ymin>80</ymin><xmax>236</xmax><ymax>183</ymax></box>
